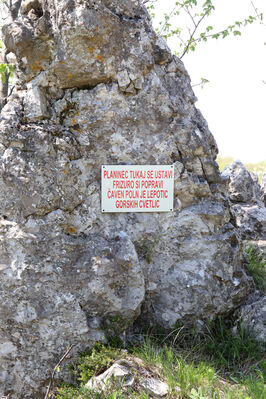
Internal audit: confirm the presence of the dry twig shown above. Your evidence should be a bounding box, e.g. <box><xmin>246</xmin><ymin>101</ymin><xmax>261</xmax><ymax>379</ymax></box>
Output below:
<box><xmin>44</xmin><ymin>344</ymin><xmax>76</xmax><ymax>399</ymax></box>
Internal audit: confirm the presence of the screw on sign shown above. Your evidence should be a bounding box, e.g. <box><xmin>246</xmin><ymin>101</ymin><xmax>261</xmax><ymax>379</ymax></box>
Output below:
<box><xmin>101</xmin><ymin>165</ymin><xmax>174</xmax><ymax>213</ymax></box>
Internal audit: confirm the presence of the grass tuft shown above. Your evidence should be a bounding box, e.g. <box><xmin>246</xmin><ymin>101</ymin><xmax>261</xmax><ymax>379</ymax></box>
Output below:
<box><xmin>68</xmin><ymin>342</ymin><xmax>123</xmax><ymax>385</ymax></box>
<box><xmin>244</xmin><ymin>245</ymin><xmax>266</xmax><ymax>291</ymax></box>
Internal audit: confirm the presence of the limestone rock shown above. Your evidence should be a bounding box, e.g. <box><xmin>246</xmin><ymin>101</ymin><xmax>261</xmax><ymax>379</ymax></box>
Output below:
<box><xmin>0</xmin><ymin>207</ymin><xmax>144</xmax><ymax>397</ymax></box>
<box><xmin>0</xmin><ymin>0</ymin><xmax>253</xmax><ymax>397</ymax></box>
<box><xmin>85</xmin><ymin>357</ymin><xmax>170</xmax><ymax>397</ymax></box>
<box><xmin>232</xmin><ymin>204</ymin><xmax>266</xmax><ymax>240</ymax></box>
<box><xmin>221</xmin><ymin>161</ymin><xmax>258</xmax><ymax>203</ymax></box>
<box><xmin>139</xmin><ymin>377</ymin><xmax>169</xmax><ymax>397</ymax></box>
<box><xmin>223</xmin><ymin>162</ymin><xmax>266</xmax><ymax>241</ymax></box>
<box><xmin>24</xmin><ymin>75</ymin><xmax>48</xmax><ymax>121</ymax></box>
<box><xmin>222</xmin><ymin>162</ymin><xmax>266</xmax><ymax>344</ymax></box>
<box><xmin>86</xmin><ymin>359</ymin><xmax>134</xmax><ymax>391</ymax></box>
<box><xmin>238</xmin><ymin>296</ymin><xmax>266</xmax><ymax>343</ymax></box>
<box><xmin>261</xmin><ymin>173</ymin><xmax>266</xmax><ymax>206</ymax></box>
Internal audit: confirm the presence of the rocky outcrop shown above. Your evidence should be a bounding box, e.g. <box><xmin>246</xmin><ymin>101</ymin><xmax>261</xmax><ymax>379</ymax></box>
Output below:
<box><xmin>222</xmin><ymin>161</ymin><xmax>266</xmax><ymax>240</ymax></box>
<box><xmin>223</xmin><ymin>161</ymin><xmax>265</xmax><ymax>343</ymax></box>
<box><xmin>261</xmin><ymin>173</ymin><xmax>266</xmax><ymax>206</ymax></box>
<box><xmin>238</xmin><ymin>295</ymin><xmax>266</xmax><ymax>343</ymax></box>
<box><xmin>222</xmin><ymin>161</ymin><xmax>256</xmax><ymax>203</ymax></box>
<box><xmin>0</xmin><ymin>1</ymin><xmax>252</xmax><ymax>397</ymax></box>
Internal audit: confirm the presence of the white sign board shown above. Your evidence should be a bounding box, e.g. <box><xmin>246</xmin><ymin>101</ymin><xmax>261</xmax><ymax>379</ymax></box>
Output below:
<box><xmin>101</xmin><ymin>165</ymin><xmax>174</xmax><ymax>213</ymax></box>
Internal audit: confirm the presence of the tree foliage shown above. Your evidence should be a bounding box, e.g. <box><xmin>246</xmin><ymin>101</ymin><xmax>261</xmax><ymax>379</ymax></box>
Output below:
<box><xmin>144</xmin><ymin>0</ymin><xmax>263</xmax><ymax>59</ymax></box>
<box><xmin>0</xmin><ymin>53</ymin><xmax>14</xmax><ymax>83</ymax></box>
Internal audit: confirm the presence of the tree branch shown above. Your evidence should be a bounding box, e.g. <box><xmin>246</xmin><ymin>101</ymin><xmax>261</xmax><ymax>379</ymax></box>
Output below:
<box><xmin>159</xmin><ymin>4</ymin><xmax>177</xmax><ymax>35</ymax></box>
<box><xmin>44</xmin><ymin>344</ymin><xmax>76</xmax><ymax>399</ymax></box>
<box><xmin>184</xmin><ymin>5</ymin><xmax>197</xmax><ymax>28</ymax></box>
<box><xmin>142</xmin><ymin>0</ymin><xmax>157</xmax><ymax>3</ymax></box>
<box><xmin>251</xmin><ymin>1</ymin><xmax>265</xmax><ymax>25</ymax></box>
<box><xmin>180</xmin><ymin>9</ymin><xmax>209</xmax><ymax>59</ymax></box>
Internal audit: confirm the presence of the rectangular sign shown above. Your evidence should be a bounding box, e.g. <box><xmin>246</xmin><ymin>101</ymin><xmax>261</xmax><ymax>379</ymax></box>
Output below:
<box><xmin>101</xmin><ymin>165</ymin><xmax>174</xmax><ymax>213</ymax></box>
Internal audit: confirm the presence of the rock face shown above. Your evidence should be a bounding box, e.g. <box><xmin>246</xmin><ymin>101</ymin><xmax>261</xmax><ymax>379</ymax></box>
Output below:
<box><xmin>222</xmin><ymin>162</ymin><xmax>265</xmax><ymax>343</ymax></box>
<box><xmin>222</xmin><ymin>161</ymin><xmax>266</xmax><ymax>241</ymax></box>
<box><xmin>261</xmin><ymin>173</ymin><xmax>266</xmax><ymax>206</ymax></box>
<box><xmin>238</xmin><ymin>295</ymin><xmax>266</xmax><ymax>343</ymax></box>
<box><xmin>222</xmin><ymin>161</ymin><xmax>258</xmax><ymax>203</ymax></box>
<box><xmin>0</xmin><ymin>1</ymin><xmax>252</xmax><ymax>397</ymax></box>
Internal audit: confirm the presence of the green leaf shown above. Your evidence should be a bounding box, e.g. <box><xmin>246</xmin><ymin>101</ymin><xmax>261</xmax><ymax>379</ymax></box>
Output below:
<box><xmin>200</xmin><ymin>32</ymin><xmax>207</xmax><ymax>41</ymax></box>
<box><xmin>222</xmin><ymin>30</ymin><xmax>229</xmax><ymax>38</ymax></box>
<box><xmin>201</xmin><ymin>77</ymin><xmax>209</xmax><ymax>84</ymax></box>
<box><xmin>147</xmin><ymin>0</ymin><xmax>262</xmax><ymax>58</ymax></box>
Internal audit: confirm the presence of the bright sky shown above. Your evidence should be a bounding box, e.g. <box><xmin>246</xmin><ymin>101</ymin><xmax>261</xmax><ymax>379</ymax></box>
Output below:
<box><xmin>151</xmin><ymin>0</ymin><xmax>266</xmax><ymax>163</ymax></box>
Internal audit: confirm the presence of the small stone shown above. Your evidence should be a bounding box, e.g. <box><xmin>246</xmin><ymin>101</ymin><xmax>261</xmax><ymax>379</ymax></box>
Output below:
<box><xmin>129</xmin><ymin>73</ymin><xmax>144</xmax><ymax>90</ymax></box>
<box><xmin>24</xmin><ymin>85</ymin><xmax>47</xmax><ymax>121</ymax></box>
<box><xmin>166</xmin><ymin>60</ymin><xmax>177</xmax><ymax>73</ymax></box>
<box><xmin>86</xmin><ymin>360</ymin><xmax>134</xmax><ymax>391</ymax></box>
<box><xmin>117</xmin><ymin>70</ymin><xmax>131</xmax><ymax>90</ymax></box>
<box><xmin>24</xmin><ymin>73</ymin><xmax>49</xmax><ymax>121</ymax></box>
<box><xmin>124</xmin><ymin>81</ymin><xmax>135</xmax><ymax>93</ymax></box>
<box><xmin>139</xmin><ymin>377</ymin><xmax>169</xmax><ymax>397</ymax></box>
<box><xmin>133</xmin><ymin>76</ymin><xmax>144</xmax><ymax>89</ymax></box>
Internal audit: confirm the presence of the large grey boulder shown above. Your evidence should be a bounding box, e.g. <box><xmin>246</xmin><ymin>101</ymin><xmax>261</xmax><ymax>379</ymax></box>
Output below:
<box><xmin>222</xmin><ymin>161</ymin><xmax>266</xmax><ymax>240</ymax></box>
<box><xmin>237</xmin><ymin>295</ymin><xmax>266</xmax><ymax>343</ymax></box>
<box><xmin>232</xmin><ymin>204</ymin><xmax>266</xmax><ymax>240</ymax></box>
<box><xmin>223</xmin><ymin>162</ymin><xmax>265</xmax><ymax>344</ymax></box>
<box><xmin>221</xmin><ymin>161</ymin><xmax>260</xmax><ymax>204</ymax></box>
<box><xmin>261</xmin><ymin>173</ymin><xmax>266</xmax><ymax>206</ymax></box>
<box><xmin>0</xmin><ymin>1</ymin><xmax>252</xmax><ymax>397</ymax></box>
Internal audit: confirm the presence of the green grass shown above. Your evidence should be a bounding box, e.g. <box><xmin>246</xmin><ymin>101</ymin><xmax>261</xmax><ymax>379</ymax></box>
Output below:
<box><xmin>245</xmin><ymin>245</ymin><xmax>266</xmax><ymax>291</ymax></box>
<box><xmin>56</xmin><ymin>384</ymin><xmax>151</xmax><ymax>399</ymax></box>
<box><xmin>53</xmin><ymin>317</ymin><xmax>265</xmax><ymax>399</ymax></box>
<box><xmin>133</xmin><ymin>338</ymin><xmax>264</xmax><ymax>399</ymax></box>
<box><xmin>72</xmin><ymin>342</ymin><xmax>123</xmax><ymax>385</ymax></box>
